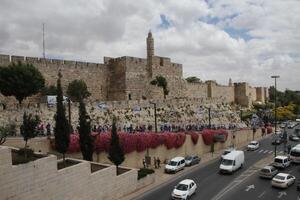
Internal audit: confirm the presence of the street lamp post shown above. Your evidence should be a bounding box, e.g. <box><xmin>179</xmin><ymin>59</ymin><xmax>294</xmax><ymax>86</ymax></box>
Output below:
<box><xmin>68</xmin><ymin>97</ymin><xmax>72</xmax><ymax>132</ymax></box>
<box><xmin>208</xmin><ymin>107</ymin><xmax>211</xmax><ymax>129</ymax></box>
<box><xmin>149</xmin><ymin>102</ymin><xmax>157</xmax><ymax>133</ymax></box>
<box><xmin>271</xmin><ymin>75</ymin><xmax>280</xmax><ymax>157</ymax></box>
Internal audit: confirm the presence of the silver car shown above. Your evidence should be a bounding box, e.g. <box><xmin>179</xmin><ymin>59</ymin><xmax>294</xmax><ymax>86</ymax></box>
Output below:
<box><xmin>259</xmin><ymin>166</ymin><xmax>278</xmax><ymax>179</ymax></box>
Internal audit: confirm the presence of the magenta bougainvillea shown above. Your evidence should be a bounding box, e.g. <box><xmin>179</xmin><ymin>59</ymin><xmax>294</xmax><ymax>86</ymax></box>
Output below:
<box><xmin>67</xmin><ymin>131</ymin><xmax>190</xmax><ymax>154</ymax></box>
<box><xmin>189</xmin><ymin>132</ymin><xmax>199</xmax><ymax>145</ymax></box>
<box><xmin>201</xmin><ymin>129</ymin><xmax>229</xmax><ymax>145</ymax></box>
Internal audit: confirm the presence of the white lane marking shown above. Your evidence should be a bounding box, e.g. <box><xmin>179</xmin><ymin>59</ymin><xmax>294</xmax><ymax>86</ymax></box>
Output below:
<box><xmin>263</xmin><ymin>150</ymin><xmax>269</xmax><ymax>153</ymax></box>
<box><xmin>245</xmin><ymin>184</ymin><xmax>255</xmax><ymax>192</ymax></box>
<box><xmin>278</xmin><ymin>191</ymin><xmax>287</xmax><ymax>199</ymax></box>
<box><xmin>268</xmin><ymin>151</ymin><xmax>273</xmax><ymax>154</ymax></box>
<box><xmin>211</xmin><ymin>167</ymin><xmax>260</xmax><ymax>200</ymax></box>
<box><xmin>258</xmin><ymin>191</ymin><xmax>266</xmax><ymax>198</ymax></box>
<box><xmin>258</xmin><ymin>150</ymin><xmax>264</xmax><ymax>153</ymax></box>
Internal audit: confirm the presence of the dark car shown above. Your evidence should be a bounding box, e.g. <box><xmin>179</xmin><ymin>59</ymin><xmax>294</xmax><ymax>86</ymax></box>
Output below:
<box><xmin>185</xmin><ymin>156</ymin><xmax>201</xmax><ymax>166</ymax></box>
<box><xmin>289</xmin><ymin>134</ymin><xmax>300</xmax><ymax>141</ymax></box>
<box><xmin>272</xmin><ymin>138</ymin><xmax>282</xmax><ymax>145</ymax></box>
<box><xmin>297</xmin><ymin>179</ymin><xmax>300</xmax><ymax>191</ymax></box>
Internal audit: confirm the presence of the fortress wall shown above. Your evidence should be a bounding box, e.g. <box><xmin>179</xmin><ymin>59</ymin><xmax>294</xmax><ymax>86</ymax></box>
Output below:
<box><xmin>264</xmin><ymin>87</ymin><xmax>269</xmax><ymax>101</ymax></box>
<box><xmin>234</xmin><ymin>82</ymin><xmax>250</xmax><ymax>107</ymax></box>
<box><xmin>211</xmin><ymin>85</ymin><xmax>235</xmax><ymax>103</ymax></box>
<box><xmin>249</xmin><ymin>86</ymin><xmax>257</xmax><ymax>102</ymax></box>
<box><xmin>107</xmin><ymin>57</ymin><xmax>127</xmax><ymax>101</ymax></box>
<box><xmin>124</xmin><ymin>57</ymin><xmax>149</xmax><ymax>100</ymax></box>
<box><xmin>256</xmin><ymin>87</ymin><xmax>265</xmax><ymax>103</ymax></box>
<box><xmin>0</xmin><ymin>54</ymin><xmax>109</xmax><ymax>101</ymax></box>
<box><xmin>184</xmin><ymin>82</ymin><xmax>208</xmax><ymax>98</ymax></box>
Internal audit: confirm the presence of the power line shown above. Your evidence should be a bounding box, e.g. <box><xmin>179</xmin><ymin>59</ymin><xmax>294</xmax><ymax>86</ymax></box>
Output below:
<box><xmin>43</xmin><ymin>23</ymin><xmax>46</xmax><ymax>59</ymax></box>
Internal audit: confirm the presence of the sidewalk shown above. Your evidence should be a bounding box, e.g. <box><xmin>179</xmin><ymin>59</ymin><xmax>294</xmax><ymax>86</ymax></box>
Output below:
<box><xmin>120</xmin><ymin>134</ymin><xmax>272</xmax><ymax>200</ymax></box>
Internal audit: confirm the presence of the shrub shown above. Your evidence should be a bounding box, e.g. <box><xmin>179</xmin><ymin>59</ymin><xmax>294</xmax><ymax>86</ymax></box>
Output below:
<box><xmin>190</xmin><ymin>132</ymin><xmax>199</xmax><ymax>145</ymax></box>
<box><xmin>175</xmin><ymin>132</ymin><xmax>186</xmax><ymax>149</ymax></box>
<box><xmin>266</xmin><ymin>126</ymin><xmax>273</xmax><ymax>134</ymax></box>
<box><xmin>138</xmin><ymin>168</ymin><xmax>155</xmax><ymax>180</ymax></box>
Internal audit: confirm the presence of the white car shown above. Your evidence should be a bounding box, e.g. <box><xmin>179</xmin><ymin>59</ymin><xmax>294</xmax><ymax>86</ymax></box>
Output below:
<box><xmin>271</xmin><ymin>173</ymin><xmax>295</xmax><ymax>188</ymax></box>
<box><xmin>247</xmin><ymin>141</ymin><xmax>259</xmax><ymax>151</ymax></box>
<box><xmin>171</xmin><ymin>179</ymin><xmax>197</xmax><ymax>200</ymax></box>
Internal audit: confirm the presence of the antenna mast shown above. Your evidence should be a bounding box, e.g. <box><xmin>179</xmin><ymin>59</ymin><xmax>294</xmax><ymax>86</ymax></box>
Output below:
<box><xmin>42</xmin><ymin>23</ymin><xmax>45</xmax><ymax>58</ymax></box>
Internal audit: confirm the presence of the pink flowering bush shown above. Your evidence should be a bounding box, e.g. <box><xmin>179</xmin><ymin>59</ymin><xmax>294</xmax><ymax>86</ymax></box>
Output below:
<box><xmin>190</xmin><ymin>132</ymin><xmax>199</xmax><ymax>145</ymax></box>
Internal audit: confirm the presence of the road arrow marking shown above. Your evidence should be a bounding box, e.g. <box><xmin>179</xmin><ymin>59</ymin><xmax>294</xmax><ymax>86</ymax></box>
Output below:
<box><xmin>245</xmin><ymin>184</ymin><xmax>255</xmax><ymax>192</ymax></box>
<box><xmin>278</xmin><ymin>191</ymin><xmax>287</xmax><ymax>199</ymax></box>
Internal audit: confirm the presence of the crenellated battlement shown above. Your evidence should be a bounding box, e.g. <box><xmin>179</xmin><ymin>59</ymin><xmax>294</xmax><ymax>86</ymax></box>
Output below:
<box><xmin>0</xmin><ymin>54</ymin><xmax>107</xmax><ymax>70</ymax></box>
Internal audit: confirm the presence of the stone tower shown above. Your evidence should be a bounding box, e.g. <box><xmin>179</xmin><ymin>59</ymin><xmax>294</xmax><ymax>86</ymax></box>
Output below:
<box><xmin>146</xmin><ymin>31</ymin><xmax>154</xmax><ymax>77</ymax></box>
<box><xmin>229</xmin><ymin>78</ymin><xmax>233</xmax><ymax>87</ymax></box>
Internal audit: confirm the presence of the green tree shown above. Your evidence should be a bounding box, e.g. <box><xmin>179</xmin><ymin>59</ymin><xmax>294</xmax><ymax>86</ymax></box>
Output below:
<box><xmin>54</xmin><ymin>72</ymin><xmax>70</xmax><ymax>164</ymax></box>
<box><xmin>20</xmin><ymin>112</ymin><xmax>40</xmax><ymax>158</ymax></box>
<box><xmin>41</xmin><ymin>85</ymin><xmax>57</xmax><ymax>96</ymax></box>
<box><xmin>67</xmin><ymin>79</ymin><xmax>91</xmax><ymax>101</ymax></box>
<box><xmin>108</xmin><ymin>117</ymin><xmax>125</xmax><ymax>174</ymax></box>
<box><xmin>150</xmin><ymin>75</ymin><xmax>169</xmax><ymax>99</ymax></box>
<box><xmin>0</xmin><ymin>126</ymin><xmax>8</xmax><ymax>145</ymax></box>
<box><xmin>0</xmin><ymin>61</ymin><xmax>45</xmax><ymax>104</ymax></box>
<box><xmin>78</xmin><ymin>99</ymin><xmax>94</xmax><ymax>161</ymax></box>
<box><xmin>186</xmin><ymin>76</ymin><xmax>201</xmax><ymax>83</ymax></box>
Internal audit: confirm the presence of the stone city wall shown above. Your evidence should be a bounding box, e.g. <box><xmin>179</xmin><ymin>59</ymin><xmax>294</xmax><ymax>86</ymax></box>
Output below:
<box><xmin>0</xmin><ymin>54</ymin><xmax>109</xmax><ymax>102</ymax></box>
<box><xmin>0</xmin><ymin>146</ymin><xmax>152</xmax><ymax>200</ymax></box>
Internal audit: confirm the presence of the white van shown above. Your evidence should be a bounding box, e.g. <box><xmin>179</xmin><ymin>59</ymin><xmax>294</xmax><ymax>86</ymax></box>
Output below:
<box><xmin>219</xmin><ymin>150</ymin><xmax>245</xmax><ymax>174</ymax></box>
<box><xmin>165</xmin><ymin>157</ymin><xmax>185</xmax><ymax>173</ymax></box>
<box><xmin>290</xmin><ymin>146</ymin><xmax>300</xmax><ymax>163</ymax></box>
<box><xmin>273</xmin><ymin>156</ymin><xmax>291</xmax><ymax>168</ymax></box>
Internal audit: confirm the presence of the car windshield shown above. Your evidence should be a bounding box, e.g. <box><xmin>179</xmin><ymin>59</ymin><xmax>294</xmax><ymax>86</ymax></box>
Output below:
<box><xmin>223</xmin><ymin>150</ymin><xmax>231</xmax><ymax>155</ymax></box>
<box><xmin>290</xmin><ymin>150</ymin><xmax>300</xmax><ymax>157</ymax></box>
<box><xmin>250</xmin><ymin>142</ymin><xmax>257</xmax><ymax>145</ymax></box>
<box><xmin>185</xmin><ymin>156</ymin><xmax>192</xmax><ymax>160</ymax></box>
<box><xmin>274</xmin><ymin>175</ymin><xmax>285</xmax><ymax>180</ymax></box>
<box><xmin>169</xmin><ymin>161</ymin><xmax>177</xmax><ymax>166</ymax></box>
<box><xmin>176</xmin><ymin>184</ymin><xmax>188</xmax><ymax>191</ymax></box>
<box><xmin>274</xmin><ymin>158</ymin><xmax>284</xmax><ymax>163</ymax></box>
<box><xmin>221</xmin><ymin>159</ymin><xmax>233</xmax><ymax>166</ymax></box>
<box><xmin>261</xmin><ymin>168</ymin><xmax>270</xmax><ymax>173</ymax></box>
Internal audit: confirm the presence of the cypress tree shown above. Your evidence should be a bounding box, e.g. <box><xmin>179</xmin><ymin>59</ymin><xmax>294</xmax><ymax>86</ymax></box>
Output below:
<box><xmin>54</xmin><ymin>71</ymin><xmax>70</xmax><ymax>164</ymax></box>
<box><xmin>78</xmin><ymin>99</ymin><xmax>93</xmax><ymax>161</ymax></box>
<box><xmin>108</xmin><ymin>117</ymin><xmax>125</xmax><ymax>174</ymax></box>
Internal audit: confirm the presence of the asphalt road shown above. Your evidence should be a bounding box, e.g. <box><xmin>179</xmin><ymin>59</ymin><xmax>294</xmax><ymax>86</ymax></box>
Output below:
<box><xmin>134</xmin><ymin>125</ymin><xmax>300</xmax><ymax>200</ymax></box>
<box><xmin>217</xmin><ymin>125</ymin><xmax>300</xmax><ymax>200</ymax></box>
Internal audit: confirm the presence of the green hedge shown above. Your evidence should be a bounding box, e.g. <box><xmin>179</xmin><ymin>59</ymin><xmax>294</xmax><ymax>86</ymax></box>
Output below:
<box><xmin>138</xmin><ymin>168</ymin><xmax>155</xmax><ymax>180</ymax></box>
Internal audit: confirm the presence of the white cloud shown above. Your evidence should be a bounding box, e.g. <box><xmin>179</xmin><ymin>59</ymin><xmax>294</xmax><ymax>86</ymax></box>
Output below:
<box><xmin>0</xmin><ymin>0</ymin><xmax>299</xmax><ymax>90</ymax></box>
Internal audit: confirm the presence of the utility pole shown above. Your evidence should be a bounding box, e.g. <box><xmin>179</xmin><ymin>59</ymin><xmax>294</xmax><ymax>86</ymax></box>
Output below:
<box><xmin>271</xmin><ymin>75</ymin><xmax>280</xmax><ymax>157</ymax></box>
<box><xmin>42</xmin><ymin>23</ymin><xmax>46</xmax><ymax>59</ymax></box>
<box><xmin>208</xmin><ymin>107</ymin><xmax>211</xmax><ymax>129</ymax></box>
<box><xmin>150</xmin><ymin>102</ymin><xmax>157</xmax><ymax>133</ymax></box>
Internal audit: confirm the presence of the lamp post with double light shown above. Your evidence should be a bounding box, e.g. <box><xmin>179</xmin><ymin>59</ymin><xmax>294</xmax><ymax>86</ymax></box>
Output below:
<box><xmin>271</xmin><ymin>75</ymin><xmax>280</xmax><ymax>157</ymax></box>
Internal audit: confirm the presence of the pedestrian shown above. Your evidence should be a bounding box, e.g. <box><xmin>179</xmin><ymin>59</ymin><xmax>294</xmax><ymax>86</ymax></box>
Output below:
<box><xmin>153</xmin><ymin>157</ymin><xmax>157</xmax><ymax>169</ymax></box>
<box><xmin>157</xmin><ymin>157</ymin><xmax>161</xmax><ymax>168</ymax></box>
<box><xmin>46</xmin><ymin>123</ymin><xmax>51</xmax><ymax>137</ymax></box>
<box><xmin>143</xmin><ymin>158</ymin><xmax>147</xmax><ymax>168</ymax></box>
<box><xmin>287</xmin><ymin>144</ymin><xmax>292</xmax><ymax>154</ymax></box>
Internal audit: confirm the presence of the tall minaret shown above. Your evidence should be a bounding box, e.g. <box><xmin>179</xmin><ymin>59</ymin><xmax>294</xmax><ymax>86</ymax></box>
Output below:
<box><xmin>147</xmin><ymin>31</ymin><xmax>154</xmax><ymax>77</ymax></box>
<box><xmin>229</xmin><ymin>78</ymin><xmax>233</xmax><ymax>87</ymax></box>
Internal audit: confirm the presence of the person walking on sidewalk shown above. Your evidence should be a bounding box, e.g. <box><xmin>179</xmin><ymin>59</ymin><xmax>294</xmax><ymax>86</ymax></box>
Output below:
<box><xmin>153</xmin><ymin>157</ymin><xmax>157</xmax><ymax>169</ymax></box>
<box><xmin>143</xmin><ymin>158</ymin><xmax>147</xmax><ymax>168</ymax></box>
<box><xmin>157</xmin><ymin>157</ymin><xmax>161</xmax><ymax>168</ymax></box>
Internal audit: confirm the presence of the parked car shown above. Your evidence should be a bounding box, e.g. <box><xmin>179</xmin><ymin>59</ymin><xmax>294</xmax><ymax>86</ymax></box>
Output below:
<box><xmin>185</xmin><ymin>156</ymin><xmax>201</xmax><ymax>166</ymax></box>
<box><xmin>165</xmin><ymin>157</ymin><xmax>185</xmax><ymax>173</ymax></box>
<box><xmin>289</xmin><ymin>134</ymin><xmax>300</xmax><ymax>141</ymax></box>
<box><xmin>247</xmin><ymin>141</ymin><xmax>259</xmax><ymax>151</ymax></box>
<box><xmin>297</xmin><ymin>179</ymin><xmax>300</xmax><ymax>190</ymax></box>
<box><xmin>271</xmin><ymin>138</ymin><xmax>283</xmax><ymax>145</ymax></box>
<box><xmin>273</xmin><ymin>156</ymin><xmax>291</xmax><ymax>169</ymax></box>
<box><xmin>221</xmin><ymin>148</ymin><xmax>235</xmax><ymax>160</ymax></box>
<box><xmin>271</xmin><ymin>173</ymin><xmax>295</xmax><ymax>188</ymax></box>
<box><xmin>219</xmin><ymin>150</ymin><xmax>244</xmax><ymax>174</ymax></box>
<box><xmin>171</xmin><ymin>179</ymin><xmax>197</xmax><ymax>200</ymax></box>
<box><xmin>259</xmin><ymin>165</ymin><xmax>278</xmax><ymax>179</ymax></box>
